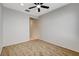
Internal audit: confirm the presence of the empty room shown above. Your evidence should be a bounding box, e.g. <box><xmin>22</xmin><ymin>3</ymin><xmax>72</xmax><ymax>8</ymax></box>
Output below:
<box><xmin>0</xmin><ymin>3</ymin><xmax>79</xmax><ymax>56</ymax></box>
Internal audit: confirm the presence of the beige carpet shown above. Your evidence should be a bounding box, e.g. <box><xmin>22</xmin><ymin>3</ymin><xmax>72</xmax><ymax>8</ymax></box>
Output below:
<box><xmin>1</xmin><ymin>39</ymin><xmax>79</xmax><ymax>56</ymax></box>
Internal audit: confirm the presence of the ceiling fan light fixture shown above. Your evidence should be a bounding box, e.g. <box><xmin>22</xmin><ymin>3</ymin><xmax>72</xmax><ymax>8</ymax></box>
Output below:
<box><xmin>37</xmin><ymin>5</ymin><xmax>40</xmax><ymax>8</ymax></box>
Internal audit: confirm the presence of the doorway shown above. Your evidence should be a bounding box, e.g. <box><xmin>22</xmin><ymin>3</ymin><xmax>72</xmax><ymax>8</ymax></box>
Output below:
<box><xmin>29</xmin><ymin>17</ymin><xmax>40</xmax><ymax>40</ymax></box>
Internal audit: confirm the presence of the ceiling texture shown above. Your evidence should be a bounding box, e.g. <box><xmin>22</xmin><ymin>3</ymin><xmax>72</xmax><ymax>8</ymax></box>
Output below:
<box><xmin>3</xmin><ymin>3</ymin><xmax>69</xmax><ymax>17</ymax></box>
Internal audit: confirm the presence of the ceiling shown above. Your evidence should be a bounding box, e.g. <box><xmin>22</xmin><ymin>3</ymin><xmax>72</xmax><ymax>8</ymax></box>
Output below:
<box><xmin>3</xmin><ymin>3</ymin><xmax>68</xmax><ymax>17</ymax></box>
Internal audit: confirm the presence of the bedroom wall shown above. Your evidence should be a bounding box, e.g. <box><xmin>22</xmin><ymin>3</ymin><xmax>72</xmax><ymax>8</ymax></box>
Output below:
<box><xmin>0</xmin><ymin>4</ymin><xmax>2</xmax><ymax>54</ymax></box>
<box><xmin>3</xmin><ymin>6</ymin><xmax>29</xmax><ymax>46</ymax></box>
<box><xmin>39</xmin><ymin>3</ymin><xmax>79</xmax><ymax>52</ymax></box>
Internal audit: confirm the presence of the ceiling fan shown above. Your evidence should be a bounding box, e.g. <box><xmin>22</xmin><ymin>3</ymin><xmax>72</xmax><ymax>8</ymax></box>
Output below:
<box><xmin>25</xmin><ymin>3</ymin><xmax>49</xmax><ymax>12</ymax></box>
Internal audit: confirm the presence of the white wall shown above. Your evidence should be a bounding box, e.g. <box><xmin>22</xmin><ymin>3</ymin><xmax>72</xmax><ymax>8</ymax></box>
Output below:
<box><xmin>0</xmin><ymin>4</ymin><xmax>2</xmax><ymax>54</ymax></box>
<box><xmin>39</xmin><ymin>4</ymin><xmax>79</xmax><ymax>52</ymax></box>
<box><xmin>3</xmin><ymin>6</ymin><xmax>29</xmax><ymax>46</ymax></box>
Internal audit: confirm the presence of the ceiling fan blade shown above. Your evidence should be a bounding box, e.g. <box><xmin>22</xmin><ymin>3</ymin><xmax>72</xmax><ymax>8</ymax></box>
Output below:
<box><xmin>41</xmin><ymin>5</ymin><xmax>49</xmax><ymax>9</ymax></box>
<box><xmin>29</xmin><ymin>6</ymin><xmax>36</xmax><ymax>9</ymax></box>
<box><xmin>38</xmin><ymin>8</ymin><xmax>40</xmax><ymax>12</ymax></box>
<box><xmin>40</xmin><ymin>3</ymin><xmax>43</xmax><ymax>5</ymax></box>
<box><xmin>34</xmin><ymin>3</ymin><xmax>39</xmax><ymax>5</ymax></box>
